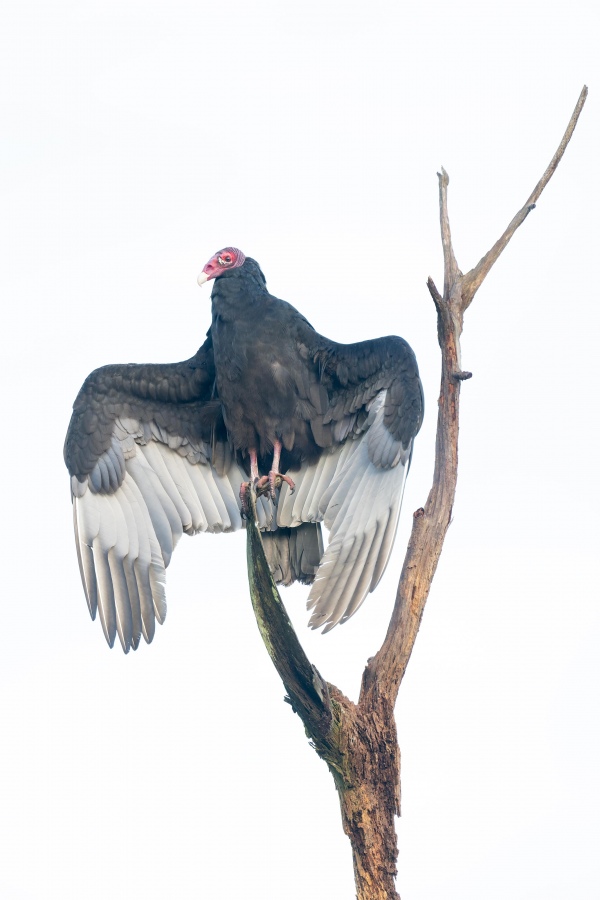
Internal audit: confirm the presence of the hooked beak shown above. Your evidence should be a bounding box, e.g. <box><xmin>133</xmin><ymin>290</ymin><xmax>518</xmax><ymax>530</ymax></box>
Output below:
<box><xmin>197</xmin><ymin>258</ymin><xmax>221</xmax><ymax>287</ymax></box>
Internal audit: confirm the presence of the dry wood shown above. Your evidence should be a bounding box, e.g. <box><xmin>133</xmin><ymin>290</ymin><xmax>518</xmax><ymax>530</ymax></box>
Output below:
<box><xmin>246</xmin><ymin>86</ymin><xmax>587</xmax><ymax>900</ymax></box>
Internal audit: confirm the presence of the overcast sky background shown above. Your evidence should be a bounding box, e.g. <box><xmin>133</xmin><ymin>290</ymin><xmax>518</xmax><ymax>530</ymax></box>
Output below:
<box><xmin>1</xmin><ymin>1</ymin><xmax>598</xmax><ymax>898</ymax></box>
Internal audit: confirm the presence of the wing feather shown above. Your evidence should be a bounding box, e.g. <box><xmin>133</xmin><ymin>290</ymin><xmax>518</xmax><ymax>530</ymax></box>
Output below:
<box><xmin>69</xmin><ymin>405</ymin><xmax>247</xmax><ymax>649</ymax></box>
<box><xmin>73</xmin><ymin>501</ymin><xmax>97</xmax><ymax>619</ymax></box>
<box><xmin>136</xmin><ymin>440</ymin><xmax>195</xmax><ymax>532</ymax></box>
<box><xmin>91</xmin><ymin>507</ymin><xmax>117</xmax><ymax>648</ymax></box>
<box><xmin>125</xmin><ymin>455</ymin><xmax>178</xmax><ymax>565</ymax></box>
<box><xmin>186</xmin><ymin>459</ymin><xmax>230</xmax><ymax>533</ymax></box>
<box><xmin>325</xmin><ymin>516</ymin><xmax>389</xmax><ymax>630</ymax></box>
<box><xmin>108</xmin><ymin>547</ymin><xmax>134</xmax><ymax>653</ymax></box>
<box><xmin>212</xmin><ymin>468</ymin><xmax>244</xmax><ymax>531</ymax></box>
<box><xmin>299</xmin><ymin>395</ymin><xmax>411</xmax><ymax>631</ymax></box>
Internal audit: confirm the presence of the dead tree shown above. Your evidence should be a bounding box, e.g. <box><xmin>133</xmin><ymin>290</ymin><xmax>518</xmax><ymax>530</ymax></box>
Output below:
<box><xmin>246</xmin><ymin>86</ymin><xmax>588</xmax><ymax>900</ymax></box>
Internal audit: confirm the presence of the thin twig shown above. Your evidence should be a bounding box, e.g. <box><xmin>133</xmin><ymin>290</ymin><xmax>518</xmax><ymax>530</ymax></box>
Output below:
<box><xmin>462</xmin><ymin>86</ymin><xmax>588</xmax><ymax>306</ymax></box>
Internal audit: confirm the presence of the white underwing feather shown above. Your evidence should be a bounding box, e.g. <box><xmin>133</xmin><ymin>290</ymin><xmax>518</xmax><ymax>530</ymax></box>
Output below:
<box><xmin>137</xmin><ymin>441</ymin><xmax>195</xmax><ymax>532</ymax></box>
<box><xmin>304</xmin><ymin>395</ymin><xmax>410</xmax><ymax>631</ymax></box>
<box><xmin>70</xmin><ymin>381</ymin><xmax>415</xmax><ymax>646</ymax></box>
<box><xmin>70</xmin><ymin>416</ymin><xmax>254</xmax><ymax>649</ymax></box>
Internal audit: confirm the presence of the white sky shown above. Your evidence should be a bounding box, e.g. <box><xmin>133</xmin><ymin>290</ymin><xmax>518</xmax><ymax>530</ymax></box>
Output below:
<box><xmin>1</xmin><ymin>1</ymin><xmax>598</xmax><ymax>898</ymax></box>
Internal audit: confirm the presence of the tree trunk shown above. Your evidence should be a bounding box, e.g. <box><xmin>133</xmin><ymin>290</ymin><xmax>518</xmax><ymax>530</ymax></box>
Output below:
<box><xmin>327</xmin><ymin>690</ymin><xmax>401</xmax><ymax>900</ymax></box>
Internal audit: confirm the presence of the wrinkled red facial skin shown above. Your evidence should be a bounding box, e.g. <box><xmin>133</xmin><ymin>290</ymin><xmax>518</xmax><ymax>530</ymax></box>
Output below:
<box><xmin>201</xmin><ymin>247</ymin><xmax>246</xmax><ymax>281</ymax></box>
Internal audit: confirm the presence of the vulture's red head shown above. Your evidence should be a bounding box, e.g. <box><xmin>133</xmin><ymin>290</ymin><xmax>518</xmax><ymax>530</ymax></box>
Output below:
<box><xmin>197</xmin><ymin>247</ymin><xmax>246</xmax><ymax>286</ymax></box>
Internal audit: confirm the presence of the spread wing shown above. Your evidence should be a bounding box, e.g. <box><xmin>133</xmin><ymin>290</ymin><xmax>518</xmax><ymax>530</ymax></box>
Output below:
<box><xmin>276</xmin><ymin>320</ymin><xmax>424</xmax><ymax>631</ymax></box>
<box><xmin>65</xmin><ymin>318</ymin><xmax>423</xmax><ymax>647</ymax></box>
<box><xmin>64</xmin><ymin>337</ymin><xmax>274</xmax><ymax>652</ymax></box>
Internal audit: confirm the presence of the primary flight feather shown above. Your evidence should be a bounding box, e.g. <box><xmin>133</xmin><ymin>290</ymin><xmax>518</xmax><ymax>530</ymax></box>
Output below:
<box><xmin>64</xmin><ymin>247</ymin><xmax>424</xmax><ymax>651</ymax></box>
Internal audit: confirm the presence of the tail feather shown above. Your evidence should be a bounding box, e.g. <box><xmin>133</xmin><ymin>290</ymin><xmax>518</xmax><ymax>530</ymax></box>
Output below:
<box><xmin>261</xmin><ymin>523</ymin><xmax>323</xmax><ymax>586</ymax></box>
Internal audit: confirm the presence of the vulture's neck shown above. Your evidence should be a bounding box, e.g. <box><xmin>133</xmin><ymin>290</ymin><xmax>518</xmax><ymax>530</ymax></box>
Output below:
<box><xmin>211</xmin><ymin>272</ymin><xmax>269</xmax><ymax>324</ymax></box>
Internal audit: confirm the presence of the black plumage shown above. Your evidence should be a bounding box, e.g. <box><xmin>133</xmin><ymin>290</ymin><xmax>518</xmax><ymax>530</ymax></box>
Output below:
<box><xmin>65</xmin><ymin>248</ymin><xmax>424</xmax><ymax>651</ymax></box>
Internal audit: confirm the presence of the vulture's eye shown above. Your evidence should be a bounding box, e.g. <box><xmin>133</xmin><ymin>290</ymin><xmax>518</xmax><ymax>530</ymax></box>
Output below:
<box><xmin>218</xmin><ymin>253</ymin><xmax>233</xmax><ymax>266</ymax></box>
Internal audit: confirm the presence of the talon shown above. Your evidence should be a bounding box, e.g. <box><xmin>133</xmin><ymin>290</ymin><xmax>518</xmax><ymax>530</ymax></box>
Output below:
<box><xmin>268</xmin><ymin>439</ymin><xmax>295</xmax><ymax>497</ymax></box>
<box><xmin>268</xmin><ymin>470</ymin><xmax>278</xmax><ymax>500</ymax></box>
<box><xmin>269</xmin><ymin>471</ymin><xmax>295</xmax><ymax>495</ymax></box>
<box><xmin>281</xmin><ymin>473</ymin><xmax>295</xmax><ymax>494</ymax></box>
<box><xmin>265</xmin><ymin>470</ymin><xmax>294</xmax><ymax>500</ymax></box>
<box><xmin>239</xmin><ymin>481</ymin><xmax>252</xmax><ymax>517</ymax></box>
<box><xmin>244</xmin><ymin>443</ymin><xmax>295</xmax><ymax>504</ymax></box>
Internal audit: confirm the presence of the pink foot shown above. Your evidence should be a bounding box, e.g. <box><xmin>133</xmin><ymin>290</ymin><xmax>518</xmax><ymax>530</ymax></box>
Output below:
<box><xmin>268</xmin><ymin>470</ymin><xmax>295</xmax><ymax>500</ymax></box>
<box><xmin>241</xmin><ymin>445</ymin><xmax>295</xmax><ymax>508</ymax></box>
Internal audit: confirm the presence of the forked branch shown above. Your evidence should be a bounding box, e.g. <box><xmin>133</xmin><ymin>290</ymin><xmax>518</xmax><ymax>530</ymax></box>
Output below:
<box><xmin>360</xmin><ymin>85</ymin><xmax>588</xmax><ymax>709</ymax></box>
<box><xmin>246</xmin><ymin>86</ymin><xmax>587</xmax><ymax>900</ymax></box>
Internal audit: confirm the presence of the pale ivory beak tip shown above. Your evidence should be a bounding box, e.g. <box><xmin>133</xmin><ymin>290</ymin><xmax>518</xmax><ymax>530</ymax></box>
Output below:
<box><xmin>197</xmin><ymin>272</ymin><xmax>209</xmax><ymax>287</ymax></box>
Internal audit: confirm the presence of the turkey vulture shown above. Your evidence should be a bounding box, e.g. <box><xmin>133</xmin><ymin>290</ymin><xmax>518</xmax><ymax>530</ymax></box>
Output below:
<box><xmin>64</xmin><ymin>248</ymin><xmax>424</xmax><ymax>651</ymax></box>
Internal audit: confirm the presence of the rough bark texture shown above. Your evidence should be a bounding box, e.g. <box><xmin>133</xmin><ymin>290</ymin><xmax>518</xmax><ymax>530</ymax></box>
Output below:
<box><xmin>246</xmin><ymin>86</ymin><xmax>587</xmax><ymax>899</ymax></box>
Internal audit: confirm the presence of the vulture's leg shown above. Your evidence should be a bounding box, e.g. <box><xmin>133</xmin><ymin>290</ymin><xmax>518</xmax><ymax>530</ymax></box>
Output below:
<box><xmin>256</xmin><ymin>440</ymin><xmax>295</xmax><ymax>500</ymax></box>
<box><xmin>250</xmin><ymin>449</ymin><xmax>260</xmax><ymax>482</ymax></box>
<box><xmin>239</xmin><ymin>449</ymin><xmax>261</xmax><ymax>513</ymax></box>
<box><xmin>240</xmin><ymin>444</ymin><xmax>295</xmax><ymax>512</ymax></box>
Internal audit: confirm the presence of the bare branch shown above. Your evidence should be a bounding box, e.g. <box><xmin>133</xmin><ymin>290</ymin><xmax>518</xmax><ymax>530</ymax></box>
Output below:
<box><xmin>438</xmin><ymin>167</ymin><xmax>462</xmax><ymax>294</ymax></box>
<box><xmin>246</xmin><ymin>490</ymin><xmax>332</xmax><ymax>737</ymax></box>
<box><xmin>426</xmin><ymin>276</ymin><xmax>443</xmax><ymax>308</ymax></box>
<box><xmin>361</xmin><ymin>296</ymin><xmax>461</xmax><ymax>705</ymax></box>
<box><xmin>361</xmin><ymin>86</ymin><xmax>588</xmax><ymax>709</ymax></box>
<box><xmin>525</xmin><ymin>85</ymin><xmax>588</xmax><ymax>207</ymax></box>
<box><xmin>462</xmin><ymin>85</ymin><xmax>588</xmax><ymax>306</ymax></box>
